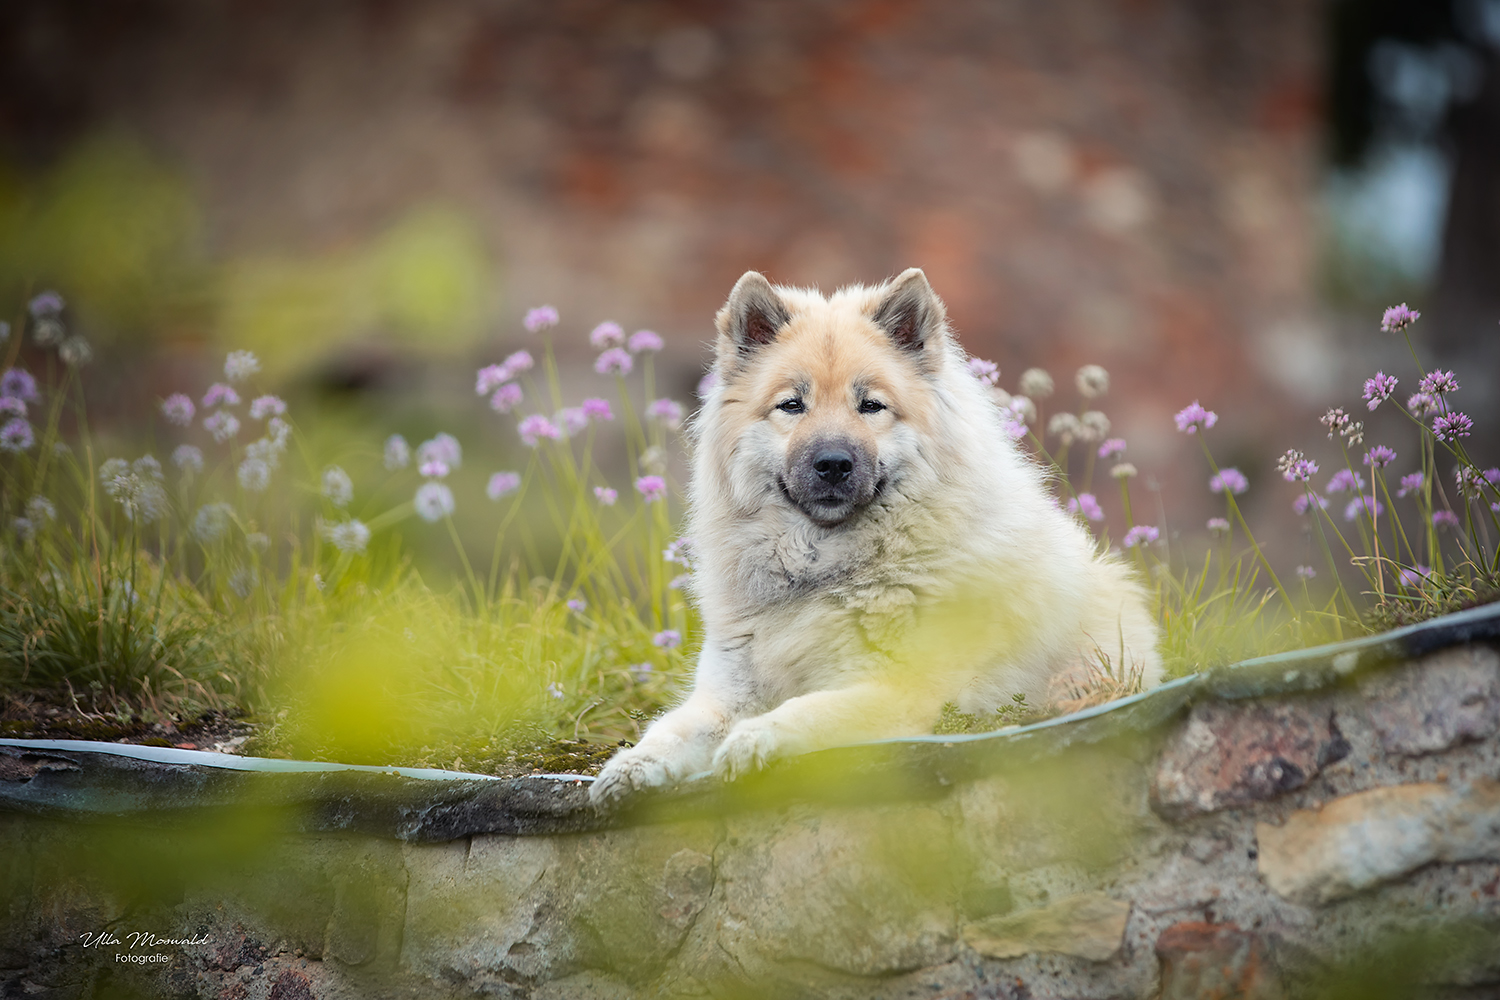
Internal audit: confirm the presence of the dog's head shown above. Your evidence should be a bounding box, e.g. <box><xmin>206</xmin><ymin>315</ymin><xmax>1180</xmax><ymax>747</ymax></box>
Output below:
<box><xmin>703</xmin><ymin>268</ymin><xmax>953</xmax><ymax>529</ymax></box>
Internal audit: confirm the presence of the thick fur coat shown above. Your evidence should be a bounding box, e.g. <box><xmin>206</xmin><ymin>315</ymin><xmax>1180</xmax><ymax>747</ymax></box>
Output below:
<box><xmin>591</xmin><ymin>268</ymin><xmax>1160</xmax><ymax>804</ymax></box>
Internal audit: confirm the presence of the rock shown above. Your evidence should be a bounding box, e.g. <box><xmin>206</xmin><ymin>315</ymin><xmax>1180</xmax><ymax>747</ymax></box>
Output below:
<box><xmin>1362</xmin><ymin>645</ymin><xmax>1500</xmax><ymax>756</ymax></box>
<box><xmin>1155</xmin><ymin>921</ymin><xmax>1282</xmax><ymax>1000</ymax></box>
<box><xmin>659</xmin><ymin>849</ymin><xmax>713</xmax><ymax>928</ymax></box>
<box><xmin>1256</xmin><ymin>779</ymin><xmax>1500</xmax><ymax>905</ymax></box>
<box><xmin>1151</xmin><ymin>700</ymin><xmax>1349</xmax><ymax>820</ymax></box>
<box><xmin>962</xmin><ymin>892</ymin><xmax>1130</xmax><ymax>961</ymax></box>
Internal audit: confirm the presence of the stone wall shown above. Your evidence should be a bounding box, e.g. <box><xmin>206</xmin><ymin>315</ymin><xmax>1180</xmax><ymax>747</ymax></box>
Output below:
<box><xmin>4</xmin><ymin>606</ymin><xmax>1500</xmax><ymax>999</ymax></box>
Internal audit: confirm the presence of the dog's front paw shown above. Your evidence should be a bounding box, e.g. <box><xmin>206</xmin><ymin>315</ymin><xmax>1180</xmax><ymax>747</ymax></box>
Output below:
<box><xmin>589</xmin><ymin>741</ymin><xmax>681</xmax><ymax>807</ymax></box>
<box><xmin>712</xmin><ymin>719</ymin><xmax>788</xmax><ymax>781</ymax></box>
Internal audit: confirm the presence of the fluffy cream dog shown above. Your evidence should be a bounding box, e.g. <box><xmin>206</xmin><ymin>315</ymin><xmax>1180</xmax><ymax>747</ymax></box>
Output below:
<box><xmin>590</xmin><ymin>268</ymin><xmax>1160</xmax><ymax>805</ymax></box>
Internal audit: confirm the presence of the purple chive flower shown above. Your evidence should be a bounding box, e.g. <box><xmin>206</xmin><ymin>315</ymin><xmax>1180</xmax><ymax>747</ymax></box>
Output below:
<box><xmin>1207</xmin><ymin>517</ymin><xmax>1231</xmax><ymax>534</ymax></box>
<box><xmin>967</xmin><ymin>358</ymin><xmax>1000</xmax><ymax>386</ymax></box>
<box><xmin>1362</xmin><ymin>371</ymin><xmax>1399</xmax><ymax>411</ymax></box>
<box><xmin>1123</xmin><ymin>524</ymin><xmax>1159</xmax><ymax>548</ymax></box>
<box><xmin>696</xmin><ymin>371</ymin><xmax>719</xmax><ymax>398</ymax></box>
<box><xmin>1295</xmin><ymin>565</ymin><xmax>1317</xmax><ymax>580</ymax></box>
<box><xmin>0</xmin><ymin>418</ymin><xmax>34</xmax><ymax>452</ymax></box>
<box><xmin>1344</xmin><ymin>495</ymin><xmax>1383</xmax><ymax>522</ymax></box>
<box><xmin>1364</xmin><ymin>446</ymin><xmax>1396</xmax><ymax>469</ymax></box>
<box><xmin>1380</xmin><ymin>303</ymin><xmax>1420</xmax><ymax>332</ymax></box>
<box><xmin>1174</xmin><ymin>401</ymin><xmax>1217</xmax><ymax>434</ymax></box>
<box><xmin>0</xmin><ymin>397</ymin><xmax>25</xmax><ymax>417</ymax></box>
<box><xmin>1432</xmin><ymin>510</ymin><xmax>1461</xmax><ymax>529</ymax></box>
<box><xmin>567</xmin><ymin>598</ymin><xmax>587</xmax><ymax>613</ymax></box>
<box><xmin>1277</xmin><ymin>450</ymin><xmax>1318</xmax><ymax>482</ymax></box>
<box><xmin>202</xmin><ymin>383</ymin><xmax>240</xmax><ymax>408</ymax></box>
<box><xmin>595</xmin><ymin>347</ymin><xmax>633</xmax><ymax>376</ymax></box>
<box><xmin>1209</xmin><ymin>468</ymin><xmax>1248</xmax><ymax>495</ymax></box>
<box><xmin>635</xmin><ymin>475</ymin><xmax>667</xmax><ymax>502</ymax></box>
<box><xmin>1407</xmin><ymin>392</ymin><xmax>1441</xmax><ymax>418</ymax></box>
<box><xmin>28</xmin><ymin>291</ymin><xmax>64</xmax><ymax>318</ymax></box>
<box><xmin>415</xmin><ymin>481</ymin><xmax>455</xmax><ymax>522</ymax></box>
<box><xmin>503</xmin><ymin>350</ymin><xmax>535</xmax><ymax>375</ymax></box>
<box><xmin>248</xmin><ymin>395</ymin><xmax>286</xmax><ymax>420</ymax></box>
<box><xmin>630</xmin><ymin>663</ymin><xmax>654</xmax><ymax>683</ymax></box>
<box><xmin>628</xmin><ymin>329</ymin><xmax>664</xmax><ymax>353</ymax></box>
<box><xmin>1326</xmin><ymin>469</ymin><xmax>1365</xmax><ymax>494</ymax></box>
<box><xmin>224</xmin><ymin>350</ymin><xmax>260</xmax><ymax>383</ymax></box>
<box><xmin>1432</xmin><ymin>412</ymin><xmax>1473</xmax><ymax>442</ymax></box>
<box><xmin>524</xmin><ymin>305</ymin><xmax>559</xmax><ymax>333</ymax></box>
<box><xmin>581</xmin><ymin>397</ymin><xmax>613</xmax><ymax>421</ymax></box>
<box><xmin>590</xmin><ymin>321</ymin><xmax>626</xmax><ymax>350</ymax></box>
<box><xmin>490</xmin><ymin>382</ymin><xmax>524</xmax><ymax>413</ymax></box>
<box><xmin>664</xmin><ymin>537</ymin><xmax>697</xmax><ymax>569</ymax></box>
<box><xmin>420</xmin><ymin>459</ymin><xmax>450</xmax><ymax>479</ymax></box>
<box><xmin>1098</xmin><ymin>438</ymin><xmax>1126</xmax><ymax>460</ymax></box>
<box><xmin>161</xmin><ymin>393</ymin><xmax>195</xmax><ymax>426</ymax></box>
<box><xmin>417</xmin><ymin>433</ymin><xmax>462</xmax><ymax>470</ymax></box>
<box><xmin>652</xmin><ymin>629</ymin><xmax>681</xmax><ymax>649</ymax></box>
<box><xmin>487</xmin><ymin>471</ymin><xmax>521</xmax><ymax>500</ymax></box>
<box><xmin>594</xmin><ymin>486</ymin><xmax>618</xmax><ymax>505</ymax></box>
<box><xmin>1</xmin><ymin>369</ymin><xmax>39</xmax><ymax>403</ymax></box>
<box><xmin>556</xmin><ymin>407</ymin><xmax>589</xmax><ymax>437</ymax></box>
<box><xmin>1066</xmin><ymin>493</ymin><xmax>1105</xmax><ymax>521</ymax></box>
<box><xmin>1396</xmin><ymin>471</ymin><xmax>1424</xmax><ymax>497</ymax></box>
<box><xmin>1292</xmin><ymin>493</ymin><xmax>1329</xmax><ymax>515</ymax></box>
<box><xmin>647</xmin><ymin>398</ymin><xmax>685</xmax><ymax>430</ymax></box>
<box><xmin>518</xmin><ymin>414</ymin><xmax>561</xmax><ymax>447</ymax></box>
<box><xmin>1419</xmin><ymin>370</ymin><xmax>1460</xmax><ymax>396</ymax></box>
<box><xmin>203</xmin><ymin>411</ymin><xmax>240</xmax><ymax>442</ymax></box>
<box><xmin>1399</xmin><ymin>564</ymin><xmax>1432</xmax><ymax>587</ymax></box>
<box><xmin>1455</xmin><ymin>466</ymin><xmax>1486</xmax><ymax>498</ymax></box>
<box><xmin>476</xmin><ymin>364</ymin><xmax>510</xmax><ymax>396</ymax></box>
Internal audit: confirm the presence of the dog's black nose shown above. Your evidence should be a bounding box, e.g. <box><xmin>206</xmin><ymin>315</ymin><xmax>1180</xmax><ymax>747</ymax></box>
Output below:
<box><xmin>813</xmin><ymin>450</ymin><xmax>854</xmax><ymax>485</ymax></box>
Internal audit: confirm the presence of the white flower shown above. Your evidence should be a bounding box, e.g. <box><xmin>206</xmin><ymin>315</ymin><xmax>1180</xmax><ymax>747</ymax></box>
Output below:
<box><xmin>1019</xmin><ymin>368</ymin><xmax>1054</xmax><ymax>398</ymax></box>
<box><xmin>204</xmin><ymin>411</ymin><xmax>241</xmax><ymax>443</ymax></box>
<box><xmin>1075</xmin><ymin>365</ymin><xmax>1110</xmax><ymax>399</ymax></box>
<box><xmin>224</xmin><ymin>350</ymin><xmax>261</xmax><ymax>383</ymax></box>
<box><xmin>192</xmin><ymin>503</ymin><xmax>234</xmax><ymax>543</ymax></box>
<box><xmin>417</xmin><ymin>433</ymin><xmax>461</xmax><ymax>470</ymax></box>
<box><xmin>245</xmin><ymin>438</ymin><xmax>282</xmax><ymax>469</ymax></box>
<box><xmin>26</xmin><ymin>496</ymin><xmax>56</xmax><ymax>522</ymax></box>
<box><xmin>238</xmin><ymin>458</ymin><xmax>272</xmax><ymax>492</ymax></box>
<box><xmin>415</xmin><ymin>481</ymin><xmax>455</xmax><ymax>522</ymax></box>
<box><xmin>321</xmin><ymin>466</ymin><xmax>353</xmax><ymax>508</ymax></box>
<box><xmin>323</xmin><ymin>518</ymin><xmax>371</xmax><ymax>554</ymax></box>
<box><xmin>249</xmin><ymin>395</ymin><xmax>287</xmax><ymax>420</ymax></box>
<box><xmin>384</xmin><ymin>434</ymin><xmax>411</xmax><ymax>470</ymax></box>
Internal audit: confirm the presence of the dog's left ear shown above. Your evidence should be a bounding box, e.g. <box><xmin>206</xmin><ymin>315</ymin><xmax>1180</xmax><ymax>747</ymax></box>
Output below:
<box><xmin>871</xmin><ymin>268</ymin><xmax>947</xmax><ymax>355</ymax></box>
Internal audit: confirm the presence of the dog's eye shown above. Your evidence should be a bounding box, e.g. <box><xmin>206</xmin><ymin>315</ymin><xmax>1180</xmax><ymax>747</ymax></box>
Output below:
<box><xmin>777</xmin><ymin>398</ymin><xmax>805</xmax><ymax>414</ymax></box>
<box><xmin>858</xmin><ymin>399</ymin><xmax>886</xmax><ymax>414</ymax></box>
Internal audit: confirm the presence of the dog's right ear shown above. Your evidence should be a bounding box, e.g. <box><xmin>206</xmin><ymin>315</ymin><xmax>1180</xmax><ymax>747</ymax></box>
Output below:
<box><xmin>715</xmin><ymin>271</ymin><xmax>790</xmax><ymax>357</ymax></box>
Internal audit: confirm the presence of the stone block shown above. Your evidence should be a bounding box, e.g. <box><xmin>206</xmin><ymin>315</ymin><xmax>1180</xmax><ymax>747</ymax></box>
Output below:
<box><xmin>962</xmin><ymin>892</ymin><xmax>1130</xmax><ymax>961</ymax></box>
<box><xmin>1152</xmin><ymin>700</ymin><xmax>1348</xmax><ymax>820</ymax></box>
<box><xmin>1362</xmin><ymin>645</ymin><xmax>1500</xmax><ymax>756</ymax></box>
<box><xmin>1155</xmin><ymin>921</ymin><xmax>1282</xmax><ymax>1000</ymax></box>
<box><xmin>708</xmin><ymin>806</ymin><xmax>959</xmax><ymax>979</ymax></box>
<box><xmin>400</xmin><ymin>836</ymin><xmax>558</xmax><ymax>983</ymax></box>
<box><xmin>1256</xmin><ymin>779</ymin><xmax>1500</xmax><ymax>905</ymax></box>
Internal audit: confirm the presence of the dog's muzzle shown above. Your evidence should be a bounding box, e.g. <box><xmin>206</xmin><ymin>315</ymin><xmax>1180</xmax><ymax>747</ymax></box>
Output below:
<box><xmin>783</xmin><ymin>438</ymin><xmax>878</xmax><ymax>527</ymax></box>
